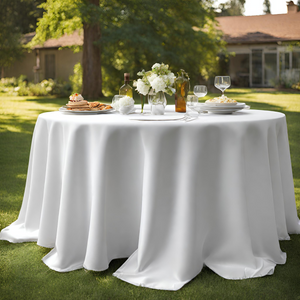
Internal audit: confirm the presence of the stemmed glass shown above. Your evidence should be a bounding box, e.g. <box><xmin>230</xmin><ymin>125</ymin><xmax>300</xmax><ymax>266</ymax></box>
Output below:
<box><xmin>214</xmin><ymin>76</ymin><xmax>231</xmax><ymax>98</ymax></box>
<box><xmin>186</xmin><ymin>85</ymin><xmax>207</xmax><ymax>116</ymax></box>
<box><xmin>193</xmin><ymin>85</ymin><xmax>208</xmax><ymax>99</ymax></box>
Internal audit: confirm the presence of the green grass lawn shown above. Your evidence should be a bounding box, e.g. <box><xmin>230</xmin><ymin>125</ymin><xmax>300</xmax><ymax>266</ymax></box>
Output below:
<box><xmin>0</xmin><ymin>89</ymin><xmax>300</xmax><ymax>300</ymax></box>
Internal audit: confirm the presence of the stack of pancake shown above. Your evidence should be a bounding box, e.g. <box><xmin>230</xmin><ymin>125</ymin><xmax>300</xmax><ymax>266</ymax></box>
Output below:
<box><xmin>66</xmin><ymin>93</ymin><xmax>91</xmax><ymax>111</ymax></box>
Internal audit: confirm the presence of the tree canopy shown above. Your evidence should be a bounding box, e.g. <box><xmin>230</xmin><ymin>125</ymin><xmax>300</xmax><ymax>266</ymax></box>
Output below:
<box><xmin>31</xmin><ymin>0</ymin><xmax>225</xmax><ymax>98</ymax></box>
<box><xmin>263</xmin><ymin>0</ymin><xmax>271</xmax><ymax>14</ymax></box>
<box><xmin>216</xmin><ymin>0</ymin><xmax>245</xmax><ymax>16</ymax></box>
<box><xmin>0</xmin><ymin>0</ymin><xmax>45</xmax><ymax>76</ymax></box>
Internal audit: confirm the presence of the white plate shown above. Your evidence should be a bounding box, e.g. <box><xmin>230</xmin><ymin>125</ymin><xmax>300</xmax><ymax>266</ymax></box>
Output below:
<box><xmin>205</xmin><ymin>107</ymin><xmax>244</xmax><ymax>114</ymax></box>
<box><xmin>59</xmin><ymin>107</ymin><xmax>114</xmax><ymax>114</ymax></box>
<box><xmin>129</xmin><ymin>114</ymin><xmax>185</xmax><ymax>121</ymax></box>
<box><xmin>204</xmin><ymin>102</ymin><xmax>245</xmax><ymax>108</ymax></box>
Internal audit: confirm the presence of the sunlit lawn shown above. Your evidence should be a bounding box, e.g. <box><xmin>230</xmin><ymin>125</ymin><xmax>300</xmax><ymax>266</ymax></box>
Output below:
<box><xmin>0</xmin><ymin>89</ymin><xmax>300</xmax><ymax>300</ymax></box>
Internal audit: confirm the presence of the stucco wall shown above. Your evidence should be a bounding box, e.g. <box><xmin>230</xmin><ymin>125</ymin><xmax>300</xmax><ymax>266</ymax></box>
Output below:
<box><xmin>39</xmin><ymin>48</ymin><xmax>82</xmax><ymax>81</ymax></box>
<box><xmin>4</xmin><ymin>51</ymin><xmax>36</xmax><ymax>81</ymax></box>
<box><xmin>4</xmin><ymin>48</ymin><xmax>82</xmax><ymax>82</ymax></box>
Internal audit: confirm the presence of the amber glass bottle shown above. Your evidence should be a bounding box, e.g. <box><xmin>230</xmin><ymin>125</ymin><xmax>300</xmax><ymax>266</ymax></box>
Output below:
<box><xmin>175</xmin><ymin>70</ymin><xmax>190</xmax><ymax>112</ymax></box>
<box><xmin>119</xmin><ymin>73</ymin><xmax>133</xmax><ymax>97</ymax></box>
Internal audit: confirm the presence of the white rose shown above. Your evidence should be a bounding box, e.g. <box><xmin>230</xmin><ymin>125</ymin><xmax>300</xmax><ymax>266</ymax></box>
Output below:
<box><xmin>151</xmin><ymin>76</ymin><xmax>166</xmax><ymax>92</ymax></box>
<box><xmin>167</xmin><ymin>72</ymin><xmax>175</xmax><ymax>85</ymax></box>
<box><xmin>136</xmin><ymin>79</ymin><xmax>150</xmax><ymax>95</ymax></box>
<box><xmin>147</xmin><ymin>73</ymin><xmax>158</xmax><ymax>85</ymax></box>
<box><xmin>152</xmin><ymin>63</ymin><xmax>161</xmax><ymax>69</ymax></box>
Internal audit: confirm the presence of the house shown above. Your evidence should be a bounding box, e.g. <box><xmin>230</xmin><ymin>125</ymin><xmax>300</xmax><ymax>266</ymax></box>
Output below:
<box><xmin>216</xmin><ymin>1</ymin><xmax>300</xmax><ymax>87</ymax></box>
<box><xmin>4</xmin><ymin>30</ymin><xmax>83</xmax><ymax>83</ymax></box>
<box><xmin>4</xmin><ymin>2</ymin><xmax>300</xmax><ymax>87</ymax></box>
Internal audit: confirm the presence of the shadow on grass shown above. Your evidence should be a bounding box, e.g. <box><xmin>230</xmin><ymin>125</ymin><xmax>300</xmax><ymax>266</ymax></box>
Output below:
<box><xmin>0</xmin><ymin>117</ymin><xmax>36</xmax><ymax>219</ymax></box>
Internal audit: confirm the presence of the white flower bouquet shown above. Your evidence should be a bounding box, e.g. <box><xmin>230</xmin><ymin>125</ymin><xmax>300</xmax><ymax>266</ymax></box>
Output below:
<box><xmin>133</xmin><ymin>63</ymin><xmax>176</xmax><ymax>96</ymax></box>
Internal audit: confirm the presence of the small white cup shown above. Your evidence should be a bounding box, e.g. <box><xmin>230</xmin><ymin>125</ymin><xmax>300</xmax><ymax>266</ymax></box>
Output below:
<box><xmin>119</xmin><ymin>104</ymin><xmax>135</xmax><ymax>115</ymax></box>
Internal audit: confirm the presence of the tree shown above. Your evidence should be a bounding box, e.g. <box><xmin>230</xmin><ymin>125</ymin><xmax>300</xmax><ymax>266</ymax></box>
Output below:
<box><xmin>216</xmin><ymin>0</ymin><xmax>246</xmax><ymax>16</ymax></box>
<box><xmin>31</xmin><ymin>0</ymin><xmax>224</xmax><ymax>98</ymax></box>
<box><xmin>0</xmin><ymin>0</ymin><xmax>44</xmax><ymax>77</ymax></box>
<box><xmin>263</xmin><ymin>0</ymin><xmax>271</xmax><ymax>14</ymax></box>
<box><xmin>101</xmin><ymin>0</ymin><xmax>225</xmax><ymax>91</ymax></box>
<box><xmin>31</xmin><ymin>0</ymin><xmax>102</xmax><ymax>99</ymax></box>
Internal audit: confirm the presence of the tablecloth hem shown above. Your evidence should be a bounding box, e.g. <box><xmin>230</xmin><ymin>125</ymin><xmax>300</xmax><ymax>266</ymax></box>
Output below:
<box><xmin>206</xmin><ymin>263</ymin><xmax>277</xmax><ymax>280</ymax></box>
<box><xmin>112</xmin><ymin>272</ymin><xmax>187</xmax><ymax>291</ymax></box>
<box><xmin>0</xmin><ymin>236</ymin><xmax>37</xmax><ymax>244</ymax></box>
<box><xmin>42</xmin><ymin>258</ymin><xmax>84</xmax><ymax>273</ymax></box>
<box><xmin>37</xmin><ymin>242</ymin><xmax>55</xmax><ymax>249</ymax></box>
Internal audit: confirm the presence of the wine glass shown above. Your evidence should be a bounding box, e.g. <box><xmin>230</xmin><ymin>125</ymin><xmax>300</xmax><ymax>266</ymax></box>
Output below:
<box><xmin>186</xmin><ymin>95</ymin><xmax>198</xmax><ymax>112</ymax></box>
<box><xmin>186</xmin><ymin>85</ymin><xmax>207</xmax><ymax>116</ymax></box>
<box><xmin>193</xmin><ymin>85</ymin><xmax>207</xmax><ymax>99</ymax></box>
<box><xmin>214</xmin><ymin>76</ymin><xmax>231</xmax><ymax>98</ymax></box>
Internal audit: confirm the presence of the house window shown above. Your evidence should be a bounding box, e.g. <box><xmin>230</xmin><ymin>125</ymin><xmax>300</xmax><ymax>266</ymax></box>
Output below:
<box><xmin>279</xmin><ymin>52</ymin><xmax>290</xmax><ymax>73</ymax></box>
<box><xmin>45</xmin><ymin>54</ymin><xmax>55</xmax><ymax>79</ymax></box>
<box><xmin>252</xmin><ymin>49</ymin><xmax>263</xmax><ymax>86</ymax></box>
<box><xmin>284</xmin><ymin>53</ymin><xmax>290</xmax><ymax>70</ymax></box>
<box><xmin>292</xmin><ymin>52</ymin><xmax>300</xmax><ymax>69</ymax></box>
<box><xmin>229</xmin><ymin>54</ymin><xmax>249</xmax><ymax>87</ymax></box>
<box><xmin>264</xmin><ymin>53</ymin><xmax>277</xmax><ymax>86</ymax></box>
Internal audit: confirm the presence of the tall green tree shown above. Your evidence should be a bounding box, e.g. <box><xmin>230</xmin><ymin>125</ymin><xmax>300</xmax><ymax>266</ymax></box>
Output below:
<box><xmin>216</xmin><ymin>0</ymin><xmax>245</xmax><ymax>16</ymax></box>
<box><xmin>31</xmin><ymin>0</ymin><xmax>102</xmax><ymax>99</ymax></box>
<box><xmin>0</xmin><ymin>0</ymin><xmax>44</xmax><ymax>77</ymax></box>
<box><xmin>101</xmin><ymin>0</ymin><xmax>224</xmax><ymax>92</ymax></box>
<box><xmin>31</xmin><ymin>0</ymin><xmax>224</xmax><ymax>97</ymax></box>
<box><xmin>263</xmin><ymin>0</ymin><xmax>271</xmax><ymax>14</ymax></box>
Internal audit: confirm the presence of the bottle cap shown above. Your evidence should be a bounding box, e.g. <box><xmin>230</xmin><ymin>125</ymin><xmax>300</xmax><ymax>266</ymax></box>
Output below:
<box><xmin>124</xmin><ymin>73</ymin><xmax>130</xmax><ymax>81</ymax></box>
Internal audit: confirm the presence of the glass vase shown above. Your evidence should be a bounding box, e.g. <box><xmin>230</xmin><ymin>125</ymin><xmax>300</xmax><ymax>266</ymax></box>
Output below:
<box><xmin>147</xmin><ymin>89</ymin><xmax>167</xmax><ymax>115</ymax></box>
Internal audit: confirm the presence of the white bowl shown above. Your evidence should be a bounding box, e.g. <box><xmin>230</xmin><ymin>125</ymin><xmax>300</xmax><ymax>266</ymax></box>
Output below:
<box><xmin>119</xmin><ymin>104</ymin><xmax>135</xmax><ymax>115</ymax></box>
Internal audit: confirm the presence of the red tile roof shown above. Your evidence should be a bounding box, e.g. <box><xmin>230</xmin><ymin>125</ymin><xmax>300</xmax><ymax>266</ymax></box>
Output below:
<box><xmin>216</xmin><ymin>12</ymin><xmax>300</xmax><ymax>44</ymax></box>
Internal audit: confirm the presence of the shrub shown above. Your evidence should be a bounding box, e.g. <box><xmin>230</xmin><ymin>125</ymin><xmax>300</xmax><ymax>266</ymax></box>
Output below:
<box><xmin>292</xmin><ymin>82</ymin><xmax>300</xmax><ymax>91</ymax></box>
<box><xmin>272</xmin><ymin>70</ymin><xmax>300</xmax><ymax>89</ymax></box>
<box><xmin>69</xmin><ymin>62</ymin><xmax>82</xmax><ymax>93</ymax></box>
<box><xmin>0</xmin><ymin>77</ymin><xmax>17</xmax><ymax>87</ymax></box>
<box><xmin>1</xmin><ymin>76</ymin><xmax>72</xmax><ymax>97</ymax></box>
<box><xmin>51</xmin><ymin>81</ymin><xmax>72</xmax><ymax>97</ymax></box>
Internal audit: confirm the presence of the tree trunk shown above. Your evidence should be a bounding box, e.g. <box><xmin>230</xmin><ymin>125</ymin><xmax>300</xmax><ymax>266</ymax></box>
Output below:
<box><xmin>82</xmin><ymin>0</ymin><xmax>103</xmax><ymax>100</ymax></box>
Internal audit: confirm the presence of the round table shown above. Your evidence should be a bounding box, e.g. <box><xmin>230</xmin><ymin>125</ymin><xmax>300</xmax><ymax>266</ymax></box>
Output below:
<box><xmin>1</xmin><ymin>105</ymin><xmax>300</xmax><ymax>290</ymax></box>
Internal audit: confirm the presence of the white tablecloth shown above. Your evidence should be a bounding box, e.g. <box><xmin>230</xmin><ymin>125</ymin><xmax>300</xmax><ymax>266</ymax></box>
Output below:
<box><xmin>1</xmin><ymin>105</ymin><xmax>300</xmax><ymax>290</ymax></box>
